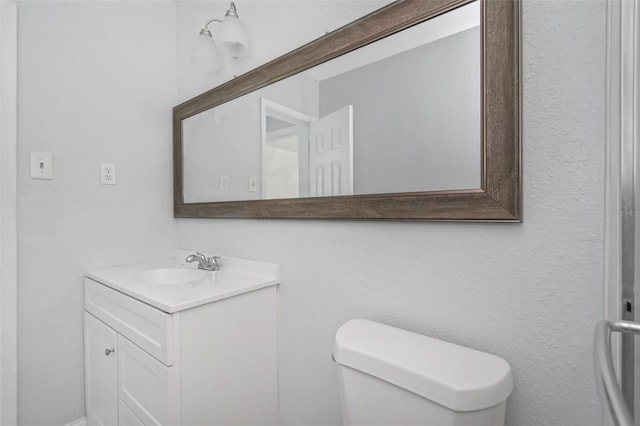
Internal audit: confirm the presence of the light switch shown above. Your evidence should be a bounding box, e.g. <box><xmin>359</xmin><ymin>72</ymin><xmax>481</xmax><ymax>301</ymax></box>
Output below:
<box><xmin>248</xmin><ymin>176</ymin><xmax>257</xmax><ymax>192</ymax></box>
<box><xmin>30</xmin><ymin>151</ymin><xmax>53</xmax><ymax>180</ymax></box>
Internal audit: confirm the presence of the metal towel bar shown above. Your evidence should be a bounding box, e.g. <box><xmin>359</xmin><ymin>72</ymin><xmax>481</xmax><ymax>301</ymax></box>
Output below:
<box><xmin>594</xmin><ymin>320</ymin><xmax>640</xmax><ymax>426</ymax></box>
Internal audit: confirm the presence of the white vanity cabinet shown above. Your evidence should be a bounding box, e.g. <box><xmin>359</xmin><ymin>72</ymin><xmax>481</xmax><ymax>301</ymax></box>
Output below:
<box><xmin>83</xmin><ymin>255</ymin><xmax>279</xmax><ymax>426</ymax></box>
<box><xmin>84</xmin><ymin>311</ymin><xmax>118</xmax><ymax>425</ymax></box>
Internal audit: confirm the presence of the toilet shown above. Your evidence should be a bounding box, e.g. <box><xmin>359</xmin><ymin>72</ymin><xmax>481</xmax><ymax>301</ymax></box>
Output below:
<box><xmin>333</xmin><ymin>319</ymin><xmax>513</xmax><ymax>426</ymax></box>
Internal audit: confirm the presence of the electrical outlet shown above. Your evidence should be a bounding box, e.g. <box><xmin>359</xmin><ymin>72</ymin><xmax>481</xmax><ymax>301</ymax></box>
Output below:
<box><xmin>100</xmin><ymin>162</ymin><xmax>116</xmax><ymax>185</ymax></box>
<box><xmin>219</xmin><ymin>175</ymin><xmax>229</xmax><ymax>191</ymax></box>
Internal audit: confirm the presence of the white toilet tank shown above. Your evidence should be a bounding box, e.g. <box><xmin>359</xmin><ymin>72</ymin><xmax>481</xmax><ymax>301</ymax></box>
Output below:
<box><xmin>333</xmin><ymin>319</ymin><xmax>513</xmax><ymax>426</ymax></box>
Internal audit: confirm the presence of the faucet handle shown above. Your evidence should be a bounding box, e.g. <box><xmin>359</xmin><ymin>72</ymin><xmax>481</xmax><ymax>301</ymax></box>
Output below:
<box><xmin>208</xmin><ymin>255</ymin><xmax>221</xmax><ymax>270</ymax></box>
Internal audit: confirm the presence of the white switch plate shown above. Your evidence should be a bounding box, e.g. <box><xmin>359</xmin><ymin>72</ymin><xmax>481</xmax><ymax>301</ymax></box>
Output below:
<box><xmin>30</xmin><ymin>151</ymin><xmax>53</xmax><ymax>180</ymax></box>
<box><xmin>248</xmin><ymin>176</ymin><xmax>257</xmax><ymax>192</ymax></box>
<box><xmin>100</xmin><ymin>162</ymin><xmax>116</xmax><ymax>185</ymax></box>
<box><xmin>219</xmin><ymin>175</ymin><xmax>229</xmax><ymax>192</ymax></box>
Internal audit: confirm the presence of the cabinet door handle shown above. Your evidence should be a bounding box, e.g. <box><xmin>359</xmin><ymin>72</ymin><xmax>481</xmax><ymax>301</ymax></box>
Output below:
<box><xmin>105</xmin><ymin>348</ymin><xmax>115</xmax><ymax>356</ymax></box>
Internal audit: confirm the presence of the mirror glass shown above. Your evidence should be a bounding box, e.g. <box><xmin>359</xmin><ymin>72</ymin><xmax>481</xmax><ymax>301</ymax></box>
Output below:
<box><xmin>182</xmin><ymin>1</ymin><xmax>480</xmax><ymax>203</ymax></box>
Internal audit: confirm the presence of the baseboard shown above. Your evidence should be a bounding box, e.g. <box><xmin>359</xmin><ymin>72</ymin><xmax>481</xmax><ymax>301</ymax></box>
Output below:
<box><xmin>65</xmin><ymin>417</ymin><xmax>86</xmax><ymax>426</ymax></box>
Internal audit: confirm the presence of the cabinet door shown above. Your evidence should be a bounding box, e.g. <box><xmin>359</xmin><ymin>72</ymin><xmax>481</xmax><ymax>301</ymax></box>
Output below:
<box><xmin>85</xmin><ymin>312</ymin><xmax>118</xmax><ymax>426</ymax></box>
<box><xmin>118</xmin><ymin>335</ymin><xmax>175</xmax><ymax>425</ymax></box>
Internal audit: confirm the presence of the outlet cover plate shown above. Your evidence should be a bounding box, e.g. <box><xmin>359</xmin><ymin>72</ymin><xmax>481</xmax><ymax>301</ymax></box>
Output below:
<box><xmin>219</xmin><ymin>175</ymin><xmax>229</xmax><ymax>192</ymax></box>
<box><xmin>100</xmin><ymin>162</ymin><xmax>116</xmax><ymax>185</ymax></box>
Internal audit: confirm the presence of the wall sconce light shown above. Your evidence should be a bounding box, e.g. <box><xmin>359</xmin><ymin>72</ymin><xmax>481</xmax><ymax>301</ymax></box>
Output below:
<box><xmin>190</xmin><ymin>2</ymin><xmax>250</xmax><ymax>72</ymax></box>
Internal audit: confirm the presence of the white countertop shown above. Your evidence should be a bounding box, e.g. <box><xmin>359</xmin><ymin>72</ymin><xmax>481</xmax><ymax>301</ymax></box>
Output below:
<box><xmin>86</xmin><ymin>250</ymin><xmax>280</xmax><ymax>313</ymax></box>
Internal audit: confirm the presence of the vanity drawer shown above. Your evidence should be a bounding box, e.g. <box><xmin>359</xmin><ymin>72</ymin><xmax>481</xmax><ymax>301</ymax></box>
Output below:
<box><xmin>84</xmin><ymin>278</ymin><xmax>175</xmax><ymax>366</ymax></box>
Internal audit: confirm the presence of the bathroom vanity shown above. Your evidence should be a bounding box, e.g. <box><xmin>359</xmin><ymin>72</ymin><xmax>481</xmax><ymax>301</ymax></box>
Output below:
<box><xmin>83</xmin><ymin>251</ymin><xmax>279</xmax><ymax>426</ymax></box>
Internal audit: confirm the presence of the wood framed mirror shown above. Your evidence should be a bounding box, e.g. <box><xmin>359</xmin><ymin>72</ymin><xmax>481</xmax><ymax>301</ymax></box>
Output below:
<box><xmin>173</xmin><ymin>0</ymin><xmax>520</xmax><ymax>221</ymax></box>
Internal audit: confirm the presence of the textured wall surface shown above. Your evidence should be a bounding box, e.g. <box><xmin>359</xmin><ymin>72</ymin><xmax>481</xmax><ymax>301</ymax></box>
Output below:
<box><xmin>176</xmin><ymin>1</ymin><xmax>391</xmax><ymax>102</ymax></box>
<box><xmin>177</xmin><ymin>0</ymin><xmax>607</xmax><ymax>425</ymax></box>
<box><xmin>17</xmin><ymin>2</ymin><xmax>177</xmax><ymax>424</ymax></box>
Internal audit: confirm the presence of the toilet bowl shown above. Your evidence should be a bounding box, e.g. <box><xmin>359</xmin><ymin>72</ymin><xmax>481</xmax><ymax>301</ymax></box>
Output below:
<box><xmin>333</xmin><ymin>319</ymin><xmax>513</xmax><ymax>426</ymax></box>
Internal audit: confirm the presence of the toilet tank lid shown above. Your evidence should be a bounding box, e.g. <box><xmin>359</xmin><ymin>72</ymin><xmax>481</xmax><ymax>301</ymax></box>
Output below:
<box><xmin>333</xmin><ymin>319</ymin><xmax>513</xmax><ymax>412</ymax></box>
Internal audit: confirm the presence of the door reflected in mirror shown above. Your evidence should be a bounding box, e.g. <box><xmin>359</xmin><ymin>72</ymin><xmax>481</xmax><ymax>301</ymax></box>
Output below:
<box><xmin>264</xmin><ymin>113</ymin><xmax>304</xmax><ymax>199</ymax></box>
<box><xmin>182</xmin><ymin>0</ymin><xmax>481</xmax><ymax>203</ymax></box>
<box><xmin>262</xmin><ymin>99</ymin><xmax>314</xmax><ymax>199</ymax></box>
<box><xmin>263</xmin><ymin>99</ymin><xmax>354</xmax><ymax>200</ymax></box>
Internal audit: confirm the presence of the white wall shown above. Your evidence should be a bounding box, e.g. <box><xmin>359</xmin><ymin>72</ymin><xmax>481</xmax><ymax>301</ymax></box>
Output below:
<box><xmin>176</xmin><ymin>1</ymin><xmax>390</xmax><ymax>102</ymax></box>
<box><xmin>17</xmin><ymin>2</ymin><xmax>177</xmax><ymax>424</ymax></box>
<box><xmin>177</xmin><ymin>1</ymin><xmax>606</xmax><ymax>425</ymax></box>
<box><xmin>320</xmin><ymin>26</ymin><xmax>481</xmax><ymax>194</ymax></box>
<box><xmin>0</xmin><ymin>2</ymin><xmax>18</xmax><ymax>424</ymax></box>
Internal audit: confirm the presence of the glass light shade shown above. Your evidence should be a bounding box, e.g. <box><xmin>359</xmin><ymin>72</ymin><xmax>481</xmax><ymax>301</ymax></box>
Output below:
<box><xmin>217</xmin><ymin>15</ymin><xmax>250</xmax><ymax>58</ymax></box>
<box><xmin>190</xmin><ymin>32</ymin><xmax>222</xmax><ymax>71</ymax></box>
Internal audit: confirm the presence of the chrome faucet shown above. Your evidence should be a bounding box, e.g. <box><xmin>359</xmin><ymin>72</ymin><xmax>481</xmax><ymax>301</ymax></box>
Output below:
<box><xmin>185</xmin><ymin>252</ymin><xmax>221</xmax><ymax>271</ymax></box>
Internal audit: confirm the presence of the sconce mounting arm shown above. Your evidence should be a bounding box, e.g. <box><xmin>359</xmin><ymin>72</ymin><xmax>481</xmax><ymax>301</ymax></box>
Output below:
<box><xmin>200</xmin><ymin>18</ymin><xmax>222</xmax><ymax>37</ymax></box>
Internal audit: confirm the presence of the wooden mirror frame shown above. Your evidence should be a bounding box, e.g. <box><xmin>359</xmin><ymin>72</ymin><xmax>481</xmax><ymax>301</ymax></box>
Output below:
<box><xmin>173</xmin><ymin>0</ymin><xmax>520</xmax><ymax>221</ymax></box>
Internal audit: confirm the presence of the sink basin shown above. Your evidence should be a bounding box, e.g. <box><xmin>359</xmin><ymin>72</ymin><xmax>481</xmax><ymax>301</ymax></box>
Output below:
<box><xmin>136</xmin><ymin>268</ymin><xmax>207</xmax><ymax>285</ymax></box>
